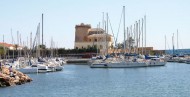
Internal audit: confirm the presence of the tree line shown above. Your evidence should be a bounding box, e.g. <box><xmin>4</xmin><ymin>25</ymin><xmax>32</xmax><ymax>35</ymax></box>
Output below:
<box><xmin>0</xmin><ymin>45</ymin><xmax>99</xmax><ymax>59</ymax></box>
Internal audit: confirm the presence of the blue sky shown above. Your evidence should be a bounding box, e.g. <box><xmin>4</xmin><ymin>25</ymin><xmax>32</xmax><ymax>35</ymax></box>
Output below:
<box><xmin>0</xmin><ymin>0</ymin><xmax>190</xmax><ymax>50</ymax></box>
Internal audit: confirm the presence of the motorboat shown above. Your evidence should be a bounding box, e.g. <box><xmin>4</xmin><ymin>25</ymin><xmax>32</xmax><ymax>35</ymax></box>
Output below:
<box><xmin>90</xmin><ymin>57</ymin><xmax>148</xmax><ymax>68</ymax></box>
<box><xmin>146</xmin><ymin>58</ymin><xmax>166</xmax><ymax>66</ymax></box>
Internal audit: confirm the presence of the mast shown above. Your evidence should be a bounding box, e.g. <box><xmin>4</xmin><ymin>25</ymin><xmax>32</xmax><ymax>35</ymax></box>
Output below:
<box><xmin>165</xmin><ymin>35</ymin><xmax>166</xmax><ymax>53</ymax></box>
<box><xmin>11</xmin><ymin>29</ymin><xmax>14</xmax><ymax>59</ymax></box>
<box><xmin>38</xmin><ymin>23</ymin><xmax>41</xmax><ymax>57</ymax></box>
<box><xmin>30</xmin><ymin>32</ymin><xmax>32</xmax><ymax>50</ymax></box>
<box><xmin>96</xmin><ymin>24</ymin><xmax>99</xmax><ymax>56</ymax></box>
<box><xmin>42</xmin><ymin>13</ymin><xmax>44</xmax><ymax>46</ymax></box>
<box><xmin>98</xmin><ymin>22</ymin><xmax>101</xmax><ymax>55</ymax></box>
<box><xmin>102</xmin><ymin>12</ymin><xmax>104</xmax><ymax>31</ymax></box>
<box><xmin>136</xmin><ymin>21</ymin><xmax>138</xmax><ymax>54</ymax></box>
<box><xmin>42</xmin><ymin>13</ymin><xmax>44</xmax><ymax>57</ymax></box>
<box><xmin>141</xmin><ymin>18</ymin><xmax>144</xmax><ymax>55</ymax></box>
<box><xmin>51</xmin><ymin>37</ymin><xmax>53</xmax><ymax>57</ymax></box>
<box><xmin>26</xmin><ymin>36</ymin><xmax>28</xmax><ymax>57</ymax></box>
<box><xmin>144</xmin><ymin>15</ymin><xmax>146</xmax><ymax>55</ymax></box>
<box><xmin>27</xmin><ymin>36</ymin><xmax>28</xmax><ymax>50</ymax></box>
<box><xmin>106</xmin><ymin>13</ymin><xmax>109</xmax><ymax>54</ymax></box>
<box><xmin>172</xmin><ymin>33</ymin><xmax>175</xmax><ymax>55</ymax></box>
<box><xmin>3</xmin><ymin>34</ymin><xmax>5</xmax><ymax>59</ymax></box>
<box><xmin>138</xmin><ymin>20</ymin><xmax>141</xmax><ymax>54</ymax></box>
<box><xmin>130</xmin><ymin>25</ymin><xmax>133</xmax><ymax>53</ymax></box>
<box><xmin>105</xmin><ymin>21</ymin><xmax>107</xmax><ymax>55</ymax></box>
<box><xmin>127</xmin><ymin>27</ymin><xmax>129</xmax><ymax>52</ymax></box>
<box><xmin>20</xmin><ymin>33</ymin><xmax>22</xmax><ymax>57</ymax></box>
<box><xmin>17</xmin><ymin>31</ymin><xmax>19</xmax><ymax>57</ymax></box>
<box><xmin>133</xmin><ymin>23</ymin><xmax>136</xmax><ymax>53</ymax></box>
<box><xmin>177</xmin><ymin>29</ymin><xmax>178</xmax><ymax>54</ymax></box>
<box><xmin>102</xmin><ymin>12</ymin><xmax>106</xmax><ymax>55</ymax></box>
<box><xmin>123</xmin><ymin>6</ymin><xmax>126</xmax><ymax>53</ymax></box>
<box><xmin>36</xmin><ymin>23</ymin><xmax>40</xmax><ymax>57</ymax></box>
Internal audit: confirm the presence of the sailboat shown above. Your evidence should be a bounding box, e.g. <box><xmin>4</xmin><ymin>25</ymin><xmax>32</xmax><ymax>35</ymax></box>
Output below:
<box><xmin>90</xmin><ymin>6</ymin><xmax>148</xmax><ymax>68</ymax></box>
<box><xmin>90</xmin><ymin>6</ymin><xmax>166</xmax><ymax>68</ymax></box>
<box><xmin>17</xmin><ymin>14</ymin><xmax>63</xmax><ymax>73</ymax></box>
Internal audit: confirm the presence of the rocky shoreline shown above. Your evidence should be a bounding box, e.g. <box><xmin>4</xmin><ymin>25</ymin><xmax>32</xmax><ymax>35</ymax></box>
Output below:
<box><xmin>0</xmin><ymin>66</ymin><xmax>32</xmax><ymax>87</ymax></box>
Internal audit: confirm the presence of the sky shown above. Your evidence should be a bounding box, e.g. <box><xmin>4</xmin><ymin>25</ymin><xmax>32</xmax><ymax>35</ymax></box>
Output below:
<box><xmin>0</xmin><ymin>0</ymin><xmax>190</xmax><ymax>50</ymax></box>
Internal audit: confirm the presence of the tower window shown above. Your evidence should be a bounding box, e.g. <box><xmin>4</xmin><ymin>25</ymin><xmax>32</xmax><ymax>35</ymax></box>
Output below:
<box><xmin>100</xmin><ymin>45</ymin><xmax>103</xmax><ymax>49</ymax></box>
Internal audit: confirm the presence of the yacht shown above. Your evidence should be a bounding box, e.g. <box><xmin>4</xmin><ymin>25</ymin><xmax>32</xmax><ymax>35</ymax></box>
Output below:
<box><xmin>90</xmin><ymin>55</ymin><xmax>166</xmax><ymax>68</ymax></box>
<box><xmin>186</xmin><ymin>58</ymin><xmax>190</xmax><ymax>64</ymax></box>
<box><xmin>90</xmin><ymin>56</ymin><xmax>148</xmax><ymax>68</ymax></box>
<box><xmin>146</xmin><ymin>58</ymin><xmax>166</xmax><ymax>66</ymax></box>
<box><xmin>91</xmin><ymin>60</ymin><xmax>147</xmax><ymax>68</ymax></box>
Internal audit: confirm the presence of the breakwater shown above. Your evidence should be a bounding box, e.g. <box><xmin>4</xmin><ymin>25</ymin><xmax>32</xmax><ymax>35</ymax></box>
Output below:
<box><xmin>0</xmin><ymin>66</ymin><xmax>32</xmax><ymax>87</ymax></box>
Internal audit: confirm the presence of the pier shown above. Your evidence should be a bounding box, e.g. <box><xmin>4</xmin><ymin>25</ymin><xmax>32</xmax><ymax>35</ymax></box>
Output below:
<box><xmin>66</xmin><ymin>58</ymin><xmax>90</xmax><ymax>64</ymax></box>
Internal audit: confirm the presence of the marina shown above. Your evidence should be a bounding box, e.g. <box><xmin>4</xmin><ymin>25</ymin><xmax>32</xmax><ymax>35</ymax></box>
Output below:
<box><xmin>1</xmin><ymin>0</ymin><xmax>190</xmax><ymax>96</ymax></box>
<box><xmin>1</xmin><ymin>57</ymin><xmax>65</xmax><ymax>74</ymax></box>
<box><xmin>1</xmin><ymin>63</ymin><xmax>190</xmax><ymax>97</ymax></box>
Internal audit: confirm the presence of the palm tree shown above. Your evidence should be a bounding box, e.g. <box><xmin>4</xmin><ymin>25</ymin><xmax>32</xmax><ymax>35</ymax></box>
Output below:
<box><xmin>15</xmin><ymin>44</ymin><xmax>18</xmax><ymax>50</ymax></box>
<box><xmin>127</xmin><ymin>36</ymin><xmax>135</xmax><ymax>49</ymax></box>
<box><xmin>0</xmin><ymin>46</ymin><xmax>6</xmax><ymax>59</ymax></box>
<box><xmin>39</xmin><ymin>44</ymin><xmax>46</xmax><ymax>49</ymax></box>
<box><xmin>117</xmin><ymin>43</ymin><xmax>123</xmax><ymax>49</ymax></box>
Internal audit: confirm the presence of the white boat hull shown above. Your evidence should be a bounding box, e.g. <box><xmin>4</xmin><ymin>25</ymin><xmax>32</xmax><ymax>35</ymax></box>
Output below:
<box><xmin>37</xmin><ymin>65</ymin><xmax>48</xmax><ymax>73</ymax></box>
<box><xmin>147</xmin><ymin>62</ymin><xmax>166</xmax><ymax>66</ymax></box>
<box><xmin>91</xmin><ymin>62</ymin><xmax>147</xmax><ymax>68</ymax></box>
<box><xmin>17</xmin><ymin>67</ymin><xmax>38</xmax><ymax>74</ymax></box>
<box><xmin>55</xmin><ymin>66</ymin><xmax>63</xmax><ymax>71</ymax></box>
<box><xmin>186</xmin><ymin>60</ymin><xmax>190</xmax><ymax>64</ymax></box>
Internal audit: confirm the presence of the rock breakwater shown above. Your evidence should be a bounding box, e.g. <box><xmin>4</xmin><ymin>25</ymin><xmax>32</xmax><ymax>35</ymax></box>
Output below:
<box><xmin>0</xmin><ymin>66</ymin><xmax>32</xmax><ymax>87</ymax></box>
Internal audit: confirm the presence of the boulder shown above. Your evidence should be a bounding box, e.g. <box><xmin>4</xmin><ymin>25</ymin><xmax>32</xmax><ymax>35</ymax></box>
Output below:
<box><xmin>0</xmin><ymin>66</ymin><xmax>32</xmax><ymax>87</ymax></box>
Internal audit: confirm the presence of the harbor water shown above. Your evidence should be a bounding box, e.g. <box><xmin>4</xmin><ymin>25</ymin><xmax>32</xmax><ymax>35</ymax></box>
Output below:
<box><xmin>1</xmin><ymin>63</ymin><xmax>190</xmax><ymax>97</ymax></box>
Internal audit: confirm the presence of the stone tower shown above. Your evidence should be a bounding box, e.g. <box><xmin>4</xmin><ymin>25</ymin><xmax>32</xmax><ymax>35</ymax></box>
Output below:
<box><xmin>75</xmin><ymin>23</ymin><xmax>91</xmax><ymax>42</ymax></box>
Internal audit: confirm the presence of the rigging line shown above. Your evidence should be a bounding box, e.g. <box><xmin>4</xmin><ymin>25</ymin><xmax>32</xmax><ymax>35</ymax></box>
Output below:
<box><xmin>29</xmin><ymin>23</ymin><xmax>40</xmax><ymax>55</ymax></box>
<box><xmin>115</xmin><ymin>8</ymin><xmax>123</xmax><ymax>46</ymax></box>
<box><xmin>11</xmin><ymin>29</ymin><xmax>15</xmax><ymax>44</ymax></box>
<box><xmin>166</xmin><ymin>36</ymin><xmax>171</xmax><ymax>51</ymax></box>
<box><xmin>179</xmin><ymin>37</ymin><xmax>183</xmax><ymax>49</ymax></box>
<box><xmin>177</xmin><ymin>31</ymin><xmax>183</xmax><ymax>49</ymax></box>
<box><xmin>108</xmin><ymin>15</ymin><xmax>116</xmax><ymax>46</ymax></box>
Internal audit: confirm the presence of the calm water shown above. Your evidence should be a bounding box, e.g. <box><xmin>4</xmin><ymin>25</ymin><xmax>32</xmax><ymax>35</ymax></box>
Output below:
<box><xmin>1</xmin><ymin>63</ymin><xmax>190</xmax><ymax>97</ymax></box>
